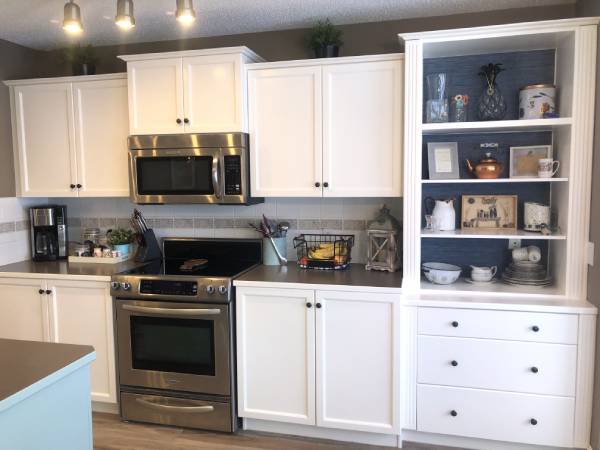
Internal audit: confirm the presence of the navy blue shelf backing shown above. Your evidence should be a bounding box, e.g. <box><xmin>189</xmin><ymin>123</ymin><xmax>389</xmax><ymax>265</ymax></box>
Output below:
<box><xmin>423</xmin><ymin>49</ymin><xmax>556</xmax><ymax>122</ymax></box>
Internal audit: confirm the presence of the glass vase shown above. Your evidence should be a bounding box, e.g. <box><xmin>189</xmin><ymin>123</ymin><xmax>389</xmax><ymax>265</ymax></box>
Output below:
<box><xmin>477</xmin><ymin>84</ymin><xmax>507</xmax><ymax>121</ymax></box>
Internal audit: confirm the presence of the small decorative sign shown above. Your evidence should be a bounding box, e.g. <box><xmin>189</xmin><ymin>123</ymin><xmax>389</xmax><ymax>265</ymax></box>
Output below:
<box><xmin>461</xmin><ymin>195</ymin><xmax>517</xmax><ymax>231</ymax></box>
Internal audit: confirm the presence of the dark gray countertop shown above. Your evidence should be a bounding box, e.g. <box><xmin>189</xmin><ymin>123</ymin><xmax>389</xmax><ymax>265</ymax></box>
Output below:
<box><xmin>0</xmin><ymin>339</ymin><xmax>95</xmax><ymax>403</ymax></box>
<box><xmin>235</xmin><ymin>263</ymin><xmax>403</xmax><ymax>290</ymax></box>
<box><xmin>0</xmin><ymin>259</ymin><xmax>146</xmax><ymax>280</ymax></box>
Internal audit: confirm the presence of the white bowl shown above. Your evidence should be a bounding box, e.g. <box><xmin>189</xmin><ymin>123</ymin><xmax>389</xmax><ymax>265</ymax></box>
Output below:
<box><xmin>422</xmin><ymin>262</ymin><xmax>462</xmax><ymax>285</ymax></box>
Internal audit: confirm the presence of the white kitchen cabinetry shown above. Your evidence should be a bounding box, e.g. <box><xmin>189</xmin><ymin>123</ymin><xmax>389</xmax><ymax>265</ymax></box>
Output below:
<box><xmin>120</xmin><ymin>47</ymin><xmax>262</xmax><ymax>135</ymax></box>
<box><xmin>0</xmin><ymin>277</ymin><xmax>116</xmax><ymax>404</ymax></box>
<box><xmin>0</xmin><ymin>278</ymin><xmax>49</xmax><ymax>342</ymax></box>
<box><xmin>6</xmin><ymin>74</ymin><xmax>129</xmax><ymax>198</ymax></box>
<box><xmin>247</xmin><ymin>54</ymin><xmax>403</xmax><ymax>198</ymax></box>
<box><xmin>236</xmin><ymin>286</ymin><xmax>399</xmax><ymax>434</ymax></box>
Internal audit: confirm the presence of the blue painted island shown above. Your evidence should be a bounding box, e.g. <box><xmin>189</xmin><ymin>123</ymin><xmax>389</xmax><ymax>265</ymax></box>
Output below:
<box><xmin>0</xmin><ymin>339</ymin><xmax>96</xmax><ymax>450</ymax></box>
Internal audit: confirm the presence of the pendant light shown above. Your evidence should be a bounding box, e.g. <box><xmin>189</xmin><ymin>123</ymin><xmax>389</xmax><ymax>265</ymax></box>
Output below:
<box><xmin>176</xmin><ymin>0</ymin><xmax>196</xmax><ymax>25</ymax></box>
<box><xmin>115</xmin><ymin>0</ymin><xmax>136</xmax><ymax>30</ymax></box>
<box><xmin>63</xmin><ymin>0</ymin><xmax>83</xmax><ymax>34</ymax></box>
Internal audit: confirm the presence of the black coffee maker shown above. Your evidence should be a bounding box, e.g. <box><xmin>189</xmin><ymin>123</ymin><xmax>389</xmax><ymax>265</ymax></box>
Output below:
<box><xmin>30</xmin><ymin>206</ymin><xmax>68</xmax><ymax>261</ymax></box>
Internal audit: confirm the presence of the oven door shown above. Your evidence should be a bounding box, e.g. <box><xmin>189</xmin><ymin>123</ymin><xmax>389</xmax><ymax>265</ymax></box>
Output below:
<box><xmin>116</xmin><ymin>300</ymin><xmax>231</xmax><ymax>396</ymax></box>
<box><xmin>129</xmin><ymin>148</ymin><xmax>223</xmax><ymax>204</ymax></box>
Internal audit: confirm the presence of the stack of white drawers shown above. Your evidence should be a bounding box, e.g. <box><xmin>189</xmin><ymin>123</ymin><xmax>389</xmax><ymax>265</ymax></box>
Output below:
<box><xmin>416</xmin><ymin>307</ymin><xmax>578</xmax><ymax>447</ymax></box>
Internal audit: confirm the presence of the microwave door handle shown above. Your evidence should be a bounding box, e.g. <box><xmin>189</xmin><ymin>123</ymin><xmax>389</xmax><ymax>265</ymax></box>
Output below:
<box><xmin>212</xmin><ymin>155</ymin><xmax>222</xmax><ymax>199</ymax></box>
<box><xmin>135</xmin><ymin>398</ymin><xmax>215</xmax><ymax>414</ymax></box>
<box><xmin>122</xmin><ymin>304</ymin><xmax>221</xmax><ymax>316</ymax></box>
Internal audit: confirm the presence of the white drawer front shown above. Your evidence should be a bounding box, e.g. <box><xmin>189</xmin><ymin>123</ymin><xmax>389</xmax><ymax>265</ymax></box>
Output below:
<box><xmin>418</xmin><ymin>336</ymin><xmax>576</xmax><ymax>396</ymax></box>
<box><xmin>417</xmin><ymin>385</ymin><xmax>575</xmax><ymax>448</ymax></box>
<box><xmin>418</xmin><ymin>307</ymin><xmax>578</xmax><ymax>344</ymax></box>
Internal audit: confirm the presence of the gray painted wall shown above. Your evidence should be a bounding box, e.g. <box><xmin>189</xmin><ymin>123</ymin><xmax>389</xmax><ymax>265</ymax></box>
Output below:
<box><xmin>0</xmin><ymin>40</ymin><xmax>43</xmax><ymax>197</ymax></box>
<box><xmin>576</xmin><ymin>1</ymin><xmax>600</xmax><ymax>448</ymax></box>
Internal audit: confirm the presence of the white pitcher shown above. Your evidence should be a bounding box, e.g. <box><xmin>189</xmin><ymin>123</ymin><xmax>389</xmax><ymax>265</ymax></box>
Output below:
<box><xmin>425</xmin><ymin>197</ymin><xmax>456</xmax><ymax>231</ymax></box>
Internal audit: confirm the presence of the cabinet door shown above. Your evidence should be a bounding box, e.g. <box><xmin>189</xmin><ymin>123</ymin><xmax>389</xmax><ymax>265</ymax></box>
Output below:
<box><xmin>13</xmin><ymin>83</ymin><xmax>78</xmax><ymax>197</ymax></box>
<box><xmin>73</xmin><ymin>78</ymin><xmax>130</xmax><ymax>197</ymax></box>
<box><xmin>316</xmin><ymin>290</ymin><xmax>399</xmax><ymax>434</ymax></box>
<box><xmin>47</xmin><ymin>280</ymin><xmax>116</xmax><ymax>404</ymax></box>
<box><xmin>236</xmin><ymin>287</ymin><xmax>316</xmax><ymax>425</ymax></box>
<box><xmin>127</xmin><ymin>58</ymin><xmax>184</xmax><ymax>135</ymax></box>
<box><xmin>0</xmin><ymin>278</ymin><xmax>49</xmax><ymax>341</ymax></box>
<box><xmin>322</xmin><ymin>60</ymin><xmax>403</xmax><ymax>197</ymax></box>
<box><xmin>248</xmin><ymin>66</ymin><xmax>323</xmax><ymax>197</ymax></box>
<box><xmin>183</xmin><ymin>54</ymin><xmax>243</xmax><ymax>133</ymax></box>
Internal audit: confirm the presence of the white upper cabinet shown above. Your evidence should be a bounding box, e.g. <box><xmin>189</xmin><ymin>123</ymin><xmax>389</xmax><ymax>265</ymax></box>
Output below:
<box><xmin>6</xmin><ymin>74</ymin><xmax>130</xmax><ymax>198</ymax></box>
<box><xmin>248</xmin><ymin>66</ymin><xmax>323</xmax><ymax>197</ymax></box>
<box><xmin>322</xmin><ymin>60</ymin><xmax>403</xmax><ymax>197</ymax></box>
<box><xmin>12</xmin><ymin>83</ymin><xmax>78</xmax><ymax>197</ymax></box>
<box><xmin>247</xmin><ymin>54</ymin><xmax>404</xmax><ymax>198</ymax></box>
<box><xmin>120</xmin><ymin>47</ymin><xmax>263</xmax><ymax>135</ymax></box>
<box><xmin>126</xmin><ymin>58</ymin><xmax>184</xmax><ymax>135</ymax></box>
<box><xmin>73</xmin><ymin>78</ymin><xmax>129</xmax><ymax>197</ymax></box>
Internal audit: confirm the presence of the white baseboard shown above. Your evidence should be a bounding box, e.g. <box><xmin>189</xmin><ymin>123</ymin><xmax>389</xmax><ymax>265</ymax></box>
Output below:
<box><xmin>92</xmin><ymin>401</ymin><xmax>119</xmax><ymax>415</ymax></box>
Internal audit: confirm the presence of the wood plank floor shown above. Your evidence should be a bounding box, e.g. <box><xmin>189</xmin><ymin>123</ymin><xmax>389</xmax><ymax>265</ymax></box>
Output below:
<box><xmin>93</xmin><ymin>413</ymin><xmax>461</xmax><ymax>450</ymax></box>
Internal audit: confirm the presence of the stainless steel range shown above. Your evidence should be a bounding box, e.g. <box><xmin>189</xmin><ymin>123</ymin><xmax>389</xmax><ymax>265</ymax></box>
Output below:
<box><xmin>111</xmin><ymin>238</ymin><xmax>261</xmax><ymax>432</ymax></box>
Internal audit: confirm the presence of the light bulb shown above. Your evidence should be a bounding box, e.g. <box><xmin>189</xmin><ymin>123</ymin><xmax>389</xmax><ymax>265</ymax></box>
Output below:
<box><xmin>63</xmin><ymin>1</ymin><xmax>83</xmax><ymax>34</ymax></box>
<box><xmin>115</xmin><ymin>0</ymin><xmax>136</xmax><ymax>30</ymax></box>
<box><xmin>176</xmin><ymin>0</ymin><xmax>196</xmax><ymax>25</ymax></box>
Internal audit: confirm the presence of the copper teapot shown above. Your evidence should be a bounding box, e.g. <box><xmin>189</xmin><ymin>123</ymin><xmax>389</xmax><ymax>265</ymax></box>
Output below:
<box><xmin>465</xmin><ymin>153</ymin><xmax>503</xmax><ymax>179</ymax></box>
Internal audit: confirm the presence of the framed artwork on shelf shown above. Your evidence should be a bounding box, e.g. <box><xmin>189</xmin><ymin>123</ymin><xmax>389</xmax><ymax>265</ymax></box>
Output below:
<box><xmin>509</xmin><ymin>145</ymin><xmax>552</xmax><ymax>178</ymax></box>
<box><xmin>461</xmin><ymin>195</ymin><xmax>518</xmax><ymax>231</ymax></box>
<box><xmin>427</xmin><ymin>142</ymin><xmax>459</xmax><ymax>180</ymax></box>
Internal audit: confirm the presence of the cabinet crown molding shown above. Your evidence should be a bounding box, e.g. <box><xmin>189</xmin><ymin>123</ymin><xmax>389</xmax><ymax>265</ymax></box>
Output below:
<box><xmin>4</xmin><ymin>73</ymin><xmax>127</xmax><ymax>87</ymax></box>
<box><xmin>247</xmin><ymin>53</ymin><xmax>404</xmax><ymax>71</ymax></box>
<box><xmin>118</xmin><ymin>46</ymin><xmax>264</xmax><ymax>63</ymax></box>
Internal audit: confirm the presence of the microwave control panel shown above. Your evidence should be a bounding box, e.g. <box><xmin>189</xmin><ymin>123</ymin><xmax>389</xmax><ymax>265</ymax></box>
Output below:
<box><xmin>224</xmin><ymin>155</ymin><xmax>242</xmax><ymax>196</ymax></box>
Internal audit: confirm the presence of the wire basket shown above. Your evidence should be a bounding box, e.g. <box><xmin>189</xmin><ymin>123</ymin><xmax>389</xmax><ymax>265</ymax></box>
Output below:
<box><xmin>293</xmin><ymin>234</ymin><xmax>355</xmax><ymax>270</ymax></box>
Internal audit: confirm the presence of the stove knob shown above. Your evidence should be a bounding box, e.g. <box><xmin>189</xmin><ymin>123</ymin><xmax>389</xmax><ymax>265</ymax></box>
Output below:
<box><xmin>110</xmin><ymin>281</ymin><xmax>120</xmax><ymax>290</ymax></box>
<box><xmin>121</xmin><ymin>282</ymin><xmax>131</xmax><ymax>291</ymax></box>
<box><xmin>206</xmin><ymin>285</ymin><xmax>215</xmax><ymax>294</ymax></box>
<box><xmin>218</xmin><ymin>285</ymin><xmax>228</xmax><ymax>295</ymax></box>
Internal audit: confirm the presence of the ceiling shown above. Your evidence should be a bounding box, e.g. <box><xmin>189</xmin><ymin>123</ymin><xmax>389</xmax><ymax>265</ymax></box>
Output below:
<box><xmin>0</xmin><ymin>0</ymin><xmax>575</xmax><ymax>51</ymax></box>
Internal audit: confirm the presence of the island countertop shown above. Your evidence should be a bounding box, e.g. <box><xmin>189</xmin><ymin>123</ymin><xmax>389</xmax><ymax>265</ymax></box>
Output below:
<box><xmin>0</xmin><ymin>339</ymin><xmax>95</xmax><ymax>411</ymax></box>
<box><xmin>234</xmin><ymin>263</ymin><xmax>403</xmax><ymax>293</ymax></box>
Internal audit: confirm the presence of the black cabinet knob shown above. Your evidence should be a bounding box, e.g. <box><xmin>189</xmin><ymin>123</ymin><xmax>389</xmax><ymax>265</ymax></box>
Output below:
<box><xmin>532</xmin><ymin>325</ymin><xmax>540</xmax><ymax>332</ymax></box>
<box><xmin>76</xmin><ymin>184</ymin><xmax>82</xmax><ymax>189</ymax></box>
<box><xmin>323</xmin><ymin>182</ymin><xmax>329</xmax><ymax>188</ymax></box>
<box><xmin>451</xmin><ymin>321</ymin><xmax>459</xmax><ymax>328</ymax></box>
<box><xmin>38</xmin><ymin>289</ymin><xmax>44</xmax><ymax>294</ymax></box>
<box><xmin>530</xmin><ymin>418</ymin><xmax>538</xmax><ymax>426</ymax></box>
<box><xmin>70</xmin><ymin>184</ymin><xmax>76</xmax><ymax>189</ymax></box>
<box><xmin>184</xmin><ymin>118</ymin><xmax>190</xmax><ymax>124</ymax></box>
<box><xmin>531</xmin><ymin>366</ymin><xmax>539</xmax><ymax>373</ymax></box>
<box><xmin>306</xmin><ymin>302</ymin><xmax>312</xmax><ymax>308</ymax></box>
<box><xmin>45</xmin><ymin>289</ymin><xmax>52</xmax><ymax>295</ymax></box>
<box><xmin>176</xmin><ymin>118</ymin><xmax>182</xmax><ymax>124</ymax></box>
<box><xmin>315</xmin><ymin>182</ymin><xmax>321</xmax><ymax>188</ymax></box>
<box><xmin>450</xmin><ymin>410</ymin><xmax>458</xmax><ymax>417</ymax></box>
<box><xmin>451</xmin><ymin>360</ymin><xmax>458</xmax><ymax>367</ymax></box>
<box><xmin>316</xmin><ymin>303</ymin><xmax>322</xmax><ymax>309</ymax></box>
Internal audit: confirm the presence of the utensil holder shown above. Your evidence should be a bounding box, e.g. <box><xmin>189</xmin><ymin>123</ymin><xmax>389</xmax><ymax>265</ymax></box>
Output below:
<box><xmin>263</xmin><ymin>237</ymin><xmax>286</xmax><ymax>266</ymax></box>
<box><xmin>134</xmin><ymin>229</ymin><xmax>162</xmax><ymax>262</ymax></box>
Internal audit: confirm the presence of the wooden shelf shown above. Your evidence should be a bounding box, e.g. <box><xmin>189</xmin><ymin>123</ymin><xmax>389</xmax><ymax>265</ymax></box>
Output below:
<box><xmin>421</xmin><ymin>229</ymin><xmax>567</xmax><ymax>240</ymax></box>
<box><xmin>422</xmin><ymin>178</ymin><xmax>568</xmax><ymax>184</ymax></box>
<box><xmin>420</xmin><ymin>278</ymin><xmax>564</xmax><ymax>297</ymax></box>
<box><xmin>421</xmin><ymin>118</ymin><xmax>572</xmax><ymax>134</ymax></box>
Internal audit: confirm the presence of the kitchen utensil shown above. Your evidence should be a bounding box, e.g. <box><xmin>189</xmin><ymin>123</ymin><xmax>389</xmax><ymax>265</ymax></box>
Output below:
<box><xmin>524</xmin><ymin>202</ymin><xmax>551</xmax><ymax>232</ymax></box>
<box><xmin>465</xmin><ymin>153</ymin><xmax>503</xmax><ymax>179</ymax></box>
<box><xmin>470</xmin><ymin>265</ymin><xmax>497</xmax><ymax>282</ymax></box>
<box><xmin>538</xmin><ymin>158</ymin><xmax>560</xmax><ymax>178</ymax></box>
<box><xmin>422</xmin><ymin>262</ymin><xmax>461</xmax><ymax>284</ymax></box>
<box><xmin>424</xmin><ymin>197</ymin><xmax>456</xmax><ymax>231</ymax></box>
<box><xmin>278</xmin><ymin>221</ymin><xmax>290</xmax><ymax>237</ymax></box>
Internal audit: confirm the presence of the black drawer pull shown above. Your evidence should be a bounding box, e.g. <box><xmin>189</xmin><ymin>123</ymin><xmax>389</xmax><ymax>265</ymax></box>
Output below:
<box><xmin>531</xmin><ymin>367</ymin><xmax>539</xmax><ymax>373</ymax></box>
<box><xmin>306</xmin><ymin>302</ymin><xmax>312</xmax><ymax>308</ymax></box>
<box><xmin>176</xmin><ymin>118</ymin><xmax>182</xmax><ymax>124</ymax></box>
<box><xmin>450</xmin><ymin>410</ymin><xmax>458</xmax><ymax>417</ymax></box>
<box><xmin>451</xmin><ymin>321</ymin><xmax>459</xmax><ymax>328</ymax></box>
<box><xmin>530</xmin><ymin>418</ymin><xmax>538</xmax><ymax>426</ymax></box>
<box><xmin>70</xmin><ymin>184</ymin><xmax>76</xmax><ymax>189</ymax></box>
<box><xmin>314</xmin><ymin>182</ymin><xmax>321</xmax><ymax>187</ymax></box>
<box><xmin>532</xmin><ymin>325</ymin><xmax>540</xmax><ymax>332</ymax></box>
<box><xmin>316</xmin><ymin>303</ymin><xmax>322</xmax><ymax>309</ymax></box>
<box><xmin>45</xmin><ymin>289</ymin><xmax>52</xmax><ymax>295</ymax></box>
<box><xmin>38</xmin><ymin>289</ymin><xmax>44</xmax><ymax>294</ymax></box>
<box><xmin>451</xmin><ymin>360</ymin><xmax>458</xmax><ymax>367</ymax></box>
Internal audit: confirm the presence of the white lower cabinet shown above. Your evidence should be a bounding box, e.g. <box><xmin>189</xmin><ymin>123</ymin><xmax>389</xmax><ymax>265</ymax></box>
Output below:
<box><xmin>0</xmin><ymin>277</ymin><xmax>117</xmax><ymax>404</ymax></box>
<box><xmin>236</xmin><ymin>287</ymin><xmax>399</xmax><ymax>434</ymax></box>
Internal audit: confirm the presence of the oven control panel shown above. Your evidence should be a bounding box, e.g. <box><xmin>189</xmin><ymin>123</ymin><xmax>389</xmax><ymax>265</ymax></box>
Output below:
<box><xmin>139</xmin><ymin>279</ymin><xmax>198</xmax><ymax>296</ymax></box>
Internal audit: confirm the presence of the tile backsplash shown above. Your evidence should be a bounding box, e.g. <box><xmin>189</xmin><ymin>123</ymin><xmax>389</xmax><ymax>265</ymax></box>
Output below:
<box><xmin>0</xmin><ymin>197</ymin><xmax>43</xmax><ymax>265</ymax></box>
<box><xmin>53</xmin><ymin>197</ymin><xmax>403</xmax><ymax>264</ymax></box>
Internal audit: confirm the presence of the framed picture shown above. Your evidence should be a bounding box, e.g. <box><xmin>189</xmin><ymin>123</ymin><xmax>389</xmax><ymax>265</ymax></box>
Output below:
<box><xmin>509</xmin><ymin>145</ymin><xmax>552</xmax><ymax>178</ymax></box>
<box><xmin>427</xmin><ymin>142</ymin><xmax>459</xmax><ymax>180</ymax></box>
<box><xmin>461</xmin><ymin>195</ymin><xmax>518</xmax><ymax>231</ymax></box>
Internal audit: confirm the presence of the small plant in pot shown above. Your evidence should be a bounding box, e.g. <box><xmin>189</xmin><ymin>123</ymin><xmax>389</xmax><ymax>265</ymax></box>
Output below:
<box><xmin>308</xmin><ymin>19</ymin><xmax>343</xmax><ymax>58</ymax></box>
<box><xmin>63</xmin><ymin>44</ymin><xmax>98</xmax><ymax>76</ymax></box>
<box><xmin>107</xmin><ymin>228</ymin><xmax>135</xmax><ymax>257</ymax></box>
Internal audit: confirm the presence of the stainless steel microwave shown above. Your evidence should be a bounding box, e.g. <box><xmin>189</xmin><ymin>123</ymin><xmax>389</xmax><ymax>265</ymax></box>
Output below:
<box><xmin>128</xmin><ymin>133</ymin><xmax>262</xmax><ymax>205</ymax></box>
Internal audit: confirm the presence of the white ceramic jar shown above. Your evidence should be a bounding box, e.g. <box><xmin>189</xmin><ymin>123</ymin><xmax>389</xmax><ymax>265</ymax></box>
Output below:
<box><xmin>519</xmin><ymin>84</ymin><xmax>556</xmax><ymax>120</ymax></box>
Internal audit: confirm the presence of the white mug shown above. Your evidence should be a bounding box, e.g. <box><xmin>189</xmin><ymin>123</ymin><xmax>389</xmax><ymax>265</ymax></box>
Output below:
<box><xmin>538</xmin><ymin>158</ymin><xmax>560</xmax><ymax>178</ymax></box>
<box><xmin>528</xmin><ymin>245</ymin><xmax>542</xmax><ymax>262</ymax></box>
<box><xmin>512</xmin><ymin>247</ymin><xmax>529</xmax><ymax>261</ymax></box>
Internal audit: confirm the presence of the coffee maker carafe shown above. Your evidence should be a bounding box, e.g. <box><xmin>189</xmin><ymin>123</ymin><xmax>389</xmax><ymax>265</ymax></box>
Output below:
<box><xmin>30</xmin><ymin>206</ymin><xmax>68</xmax><ymax>261</ymax></box>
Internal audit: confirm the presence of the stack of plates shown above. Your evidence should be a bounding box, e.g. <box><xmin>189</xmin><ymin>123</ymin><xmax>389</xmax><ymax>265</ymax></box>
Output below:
<box><xmin>502</xmin><ymin>261</ymin><xmax>552</xmax><ymax>286</ymax></box>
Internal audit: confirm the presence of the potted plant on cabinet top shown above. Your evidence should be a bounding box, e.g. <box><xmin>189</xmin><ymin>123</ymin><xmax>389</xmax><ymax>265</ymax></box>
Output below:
<box><xmin>107</xmin><ymin>228</ymin><xmax>135</xmax><ymax>257</ymax></box>
<box><xmin>308</xmin><ymin>19</ymin><xmax>343</xmax><ymax>58</ymax></box>
<box><xmin>63</xmin><ymin>44</ymin><xmax>98</xmax><ymax>76</ymax></box>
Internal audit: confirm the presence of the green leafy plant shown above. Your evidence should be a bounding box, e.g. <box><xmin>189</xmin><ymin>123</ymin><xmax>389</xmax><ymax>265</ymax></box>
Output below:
<box><xmin>62</xmin><ymin>44</ymin><xmax>98</xmax><ymax>67</ymax></box>
<box><xmin>478</xmin><ymin>63</ymin><xmax>505</xmax><ymax>89</ymax></box>
<box><xmin>308</xmin><ymin>19</ymin><xmax>343</xmax><ymax>51</ymax></box>
<box><xmin>107</xmin><ymin>228</ymin><xmax>135</xmax><ymax>246</ymax></box>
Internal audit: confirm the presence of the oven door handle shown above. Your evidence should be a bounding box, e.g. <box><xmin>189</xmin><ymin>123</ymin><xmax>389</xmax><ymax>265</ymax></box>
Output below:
<box><xmin>212</xmin><ymin>155</ymin><xmax>222</xmax><ymax>199</ymax></box>
<box><xmin>135</xmin><ymin>398</ymin><xmax>215</xmax><ymax>414</ymax></box>
<box><xmin>122</xmin><ymin>304</ymin><xmax>221</xmax><ymax>316</ymax></box>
